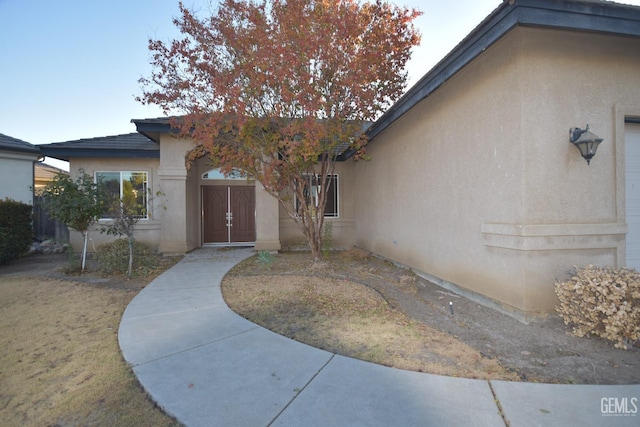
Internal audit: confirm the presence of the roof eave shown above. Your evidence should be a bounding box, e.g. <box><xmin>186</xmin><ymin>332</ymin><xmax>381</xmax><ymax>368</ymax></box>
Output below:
<box><xmin>38</xmin><ymin>148</ymin><xmax>160</xmax><ymax>162</ymax></box>
<box><xmin>131</xmin><ymin>119</ymin><xmax>177</xmax><ymax>143</ymax></box>
<box><xmin>0</xmin><ymin>146</ymin><xmax>42</xmax><ymax>156</ymax></box>
<box><xmin>366</xmin><ymin>0</ymin><xmax>640</xmax><ymax>141</ymax></box>
<box><xmin>0</xmin><ymin>133</ymin><xmax>42</xmax><ymax>155</ymax></box>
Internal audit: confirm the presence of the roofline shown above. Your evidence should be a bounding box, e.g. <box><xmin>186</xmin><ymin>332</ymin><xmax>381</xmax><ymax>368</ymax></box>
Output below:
<box><xmin>0</xmin><ymin>145</ymin><xmax>42</xmax><ymax>156</ymax></box>
<box><xmin>37</xmin><ymin>148</ymin><xmax>160</xmax><ymax>162</ymax></box>
<box><xmin>34</xmin><ymin>162</ymin><xmax>68</xmax><ymax>173</ymax></box>
<box><xmin>0</xmin><ymin>134</ymin><xmax>42</xmax><ymax>156</ymax></box>
<box><xmin>366</xmin><ymin>0</ymin><xmax>640</xmax><ymax>141</ymax></box>
<box><xmin>131</xmin><ymin>117</ymin><xmax>363</xmax><ymax>161</ymax></box>
<box><xmin>37</xmin><ymin>132</ymin><xmax>159</xmax><ymax>162</ymax></box>
<box><xmin>131</xmin><ymin>119</ymin><xmax>179</xmax><ymax>143</ymax></box>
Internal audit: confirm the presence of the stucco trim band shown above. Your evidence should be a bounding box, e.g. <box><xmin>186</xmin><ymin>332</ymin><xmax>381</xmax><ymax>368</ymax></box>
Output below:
<box><xmin>481</xmin><ymin>223</ymin><xmax>627</xmax><ymax>251</ymax></box>
<box><xmin>158</xmin><ymin>167</ymin><xmax>188</xmax><ymax>179</ymax></box>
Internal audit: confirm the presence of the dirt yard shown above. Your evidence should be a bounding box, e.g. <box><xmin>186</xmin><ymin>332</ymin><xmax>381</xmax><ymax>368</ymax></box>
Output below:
<box><xmin>223</xmin><ymin>250</ymin><xmax>640</xmax><ymax>385</ymax></box>
<box><xmin>1</xmin><ymin>248</ymin><xmax>637</xmax><ymax>426</ymax></box>
<box><xmin>0</xmin><ymin>253</ymin><xmax>181</xmax><ymax>427</ymax></box>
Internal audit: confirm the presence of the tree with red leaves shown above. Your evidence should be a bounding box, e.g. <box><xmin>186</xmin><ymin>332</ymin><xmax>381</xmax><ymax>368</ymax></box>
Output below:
<box><xmin>139</xmin><ymin>0</ymin><xmax>421</xmax><ymax>260</ymax></box>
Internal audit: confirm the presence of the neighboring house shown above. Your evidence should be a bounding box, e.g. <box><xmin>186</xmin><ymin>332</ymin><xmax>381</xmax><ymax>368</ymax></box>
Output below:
<box><xmin>39</xmin><ymin>0</ymin><xmax>640</xmax><ymax>318</ymax></box>
<box><xmin>33</xmin><ymin>163</ymin><xmax>70</xmax><ymax>242</ymax></box>
<box><xmin>0</xmin><ymin>133</ymin><xmax>42</xmax><ymax>205</ymax></box>
<box><xmin>34</xmin><ymin>163</ymin><xmax>67</xmax><ymax>194</ymax></box>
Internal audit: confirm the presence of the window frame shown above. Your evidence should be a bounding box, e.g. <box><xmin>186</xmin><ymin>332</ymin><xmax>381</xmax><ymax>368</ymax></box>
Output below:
<box><xmin>95</xmin><ymin>170</ymin><xmax>149</xmax><ymax>220</ymax></box>
<box><xmin>202</xmin><ymin>168</ymin><xmax>248</xmax><ymax>180</ymax></box>
<box><xmin>295</xmin><ymin>174</ymin><xmax>339</xmax><ymax>218</ymax></box>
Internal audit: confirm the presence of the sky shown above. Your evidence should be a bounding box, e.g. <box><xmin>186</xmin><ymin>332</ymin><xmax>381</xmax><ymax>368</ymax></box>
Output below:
<box><xmin>1</xmin><ymin>0</ymin><xmax>639</xmax><ymax>170</ymax></box>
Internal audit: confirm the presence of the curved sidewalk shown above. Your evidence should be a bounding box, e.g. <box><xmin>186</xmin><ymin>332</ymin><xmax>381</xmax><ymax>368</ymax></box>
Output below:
<box><xmin>119</xmin><ymin>248</ymin><xmax>639</xmax><ymax>427</ymax></box>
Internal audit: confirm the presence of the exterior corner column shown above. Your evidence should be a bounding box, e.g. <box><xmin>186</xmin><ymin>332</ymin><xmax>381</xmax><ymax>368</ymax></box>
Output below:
<box><xmin>158</xmin><ymin>167</ymin><xmax>189</xmax><ymax>254</ymax></box>
<box><xmin>254</xmin><ymin>184</ymin><xmax>281</xmax><ymax>252</ymax></box>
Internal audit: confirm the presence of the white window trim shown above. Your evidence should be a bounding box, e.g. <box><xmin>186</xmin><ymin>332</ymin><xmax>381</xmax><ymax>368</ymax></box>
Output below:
<box><xmin>95</xmin><ymin>170</ymin><xmax>149</xmax><ymax>220</ymax></box>
<box><xmin>295</xmin><ymin>174</ymin><xmax>339</xmax><ymax>218</ymax></box>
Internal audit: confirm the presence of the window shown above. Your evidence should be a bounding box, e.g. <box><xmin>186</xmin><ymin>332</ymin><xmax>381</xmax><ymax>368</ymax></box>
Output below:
<box><xmin>295</xmin><ymin>174</ymin><xmax>338</xmax><ymax>218</ymax></box>
<box><xmin>202</xmin><ymin>168</ymin><xmax>248</xmax><ymax>180</ymax></box>
<box><xmin>96</xmin><ymin>171</ymin><xmax>148</xmax><ymax>219</ymax></box>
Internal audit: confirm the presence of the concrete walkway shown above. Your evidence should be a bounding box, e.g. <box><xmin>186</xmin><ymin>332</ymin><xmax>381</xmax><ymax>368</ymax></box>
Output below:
<box><xmin>119</xmin><ymin>248</ymin><xmax>639</xmax><ymax>427</ymax></box>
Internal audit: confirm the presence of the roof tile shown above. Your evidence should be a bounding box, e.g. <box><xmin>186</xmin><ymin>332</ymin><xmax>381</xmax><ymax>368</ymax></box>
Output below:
<box><xmin>0</xmin><ymin>133</ymin><xmax>41</xmax><ymax>155</ymax></box>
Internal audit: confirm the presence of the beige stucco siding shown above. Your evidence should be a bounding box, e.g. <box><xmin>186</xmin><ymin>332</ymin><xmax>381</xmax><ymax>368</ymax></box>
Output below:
<box><xmin>157</xmin><ymin>135</ymin><xmax>200</xmax><ymax>254</ymax></box>
<box><xmin>67</xmin><ymin>157</ymin><xmax>162</xmax><ymax>252</ymax></box>
<box><xmin>355</xmin><ymin>28</ymin><xmax>527</xmax><ymax>311</ymax></box>
<box><xmin>518</xmin><ymin>29</ymin><xmax>638</xmax><ymax>224</ymax></box>
<box><xmin>354</xmin><ymin>27</ymin><xmax>640</xmax><ymax>315</ymax></box>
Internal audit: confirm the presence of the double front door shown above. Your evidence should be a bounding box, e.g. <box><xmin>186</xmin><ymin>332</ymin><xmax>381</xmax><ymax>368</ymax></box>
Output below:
<box><xmin>203</xmin><ymin>186</ymin><xmax>256</xmax><ymax>244</ymax></box>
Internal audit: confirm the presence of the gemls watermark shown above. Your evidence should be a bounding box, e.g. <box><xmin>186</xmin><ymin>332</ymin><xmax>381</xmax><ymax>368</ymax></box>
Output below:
<box><xmin>601</xmin><ymin>397</ymin><xmax>638</xmax><ymax>417</ymax></box>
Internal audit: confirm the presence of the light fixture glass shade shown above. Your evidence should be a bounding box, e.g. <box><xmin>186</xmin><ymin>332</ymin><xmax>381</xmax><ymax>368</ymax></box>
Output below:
<box><xmin>570</xmin><ymin>125</ymin><xmax>603</xmax><ymax>165</ymax></box>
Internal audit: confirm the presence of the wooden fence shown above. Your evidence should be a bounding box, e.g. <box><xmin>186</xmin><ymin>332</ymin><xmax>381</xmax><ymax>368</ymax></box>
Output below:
<box><xmin>33</xmin><ymin>195</ymin><xmax>69</xmax><ymax>242</ymax></box>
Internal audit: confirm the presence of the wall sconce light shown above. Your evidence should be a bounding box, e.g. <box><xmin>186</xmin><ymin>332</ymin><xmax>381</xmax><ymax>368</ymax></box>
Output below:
<box><xmin>569</xmin><ymin>124</ymin><xmax>603</xmax><ymax>165</ymax></box>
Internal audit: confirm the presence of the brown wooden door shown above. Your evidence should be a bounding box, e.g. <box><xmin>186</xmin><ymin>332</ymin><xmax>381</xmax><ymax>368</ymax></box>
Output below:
<box><xmin>202</xmin><ymin>186</ymin><xmax>255</xmax><ymax>243</ymax></box>
<box><xmin>203</xmin><ymin>186</ymin><xmax>229</xmax><ymax>243</ymax></box>
<box><xmin>230</xmin><ymin>186</ymin><xmax>256</xmax><ymax>242</ymax></box>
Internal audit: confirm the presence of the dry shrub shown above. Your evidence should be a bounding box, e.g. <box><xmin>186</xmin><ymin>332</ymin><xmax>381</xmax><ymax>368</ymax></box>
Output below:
<box><xmin>399</xmin><ymin>274</ymin><xmax>416</xmax><ymax>286</ymax></box>
<box><xmin>95</xmin><ymin>239</ymin><xmax>157</xmax><ymax>277</ymax></box>
<box><xmin>342</xmin><ymin>247</ymin><xmax>371</xmax><ymax>262</ymax></box>
<box><xmin>555</xmin><ymin>265</ymin><xmax>640</xmax><ymax>349</ymax></box>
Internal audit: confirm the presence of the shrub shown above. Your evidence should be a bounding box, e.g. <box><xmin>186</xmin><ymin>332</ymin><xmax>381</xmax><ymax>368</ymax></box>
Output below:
<box><xmin>60</xmin><ymin>244</ymin><xmax>82</xmax><ymax>275</ymax></box>
<box><xmin>342</xmin><ymin>247</ymin><xmax>371</xmax><ymax>262</ymax></box>
<box><xmin>322</xmin><ymin>221</ymin><xmax>333</xmax><ymax>259</ymax></box>
<box><xmin>0</xmin><ymin>198</ymin><xmax>32</xmax><ymax>264</ymax></box>
<box><xmin>555</xmin><ymin>265</ymin><xmax>640</xmax><ymax>349</ymax></box>
<box><xmin>95</xmin><ymin>238</ymin><xmax>157</xmax><ymax>277</ymax></box>
<box><xmin>256</xmin><ymin>250</ymin><xmax>275</xmax><ymax>265</ymax></box>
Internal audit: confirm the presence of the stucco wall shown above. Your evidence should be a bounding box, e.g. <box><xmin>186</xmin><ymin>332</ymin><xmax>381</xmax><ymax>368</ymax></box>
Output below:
<box><xmin>279</xmin><ymin>160</ymin><xmax>356</xmax><ymax>250</ymax></box>
<box><xmin>354</xmin><ymin>27</ymin><xmax>640</xmax><ymax>315</ymax></box>
<box><xmin>155</xmin><ymin>134</ymin><xmax>200</xmax><ymax>254</ymax></box>
<box><xmin>67</xmin><ymin>157</ymin><xmax>162</xmax><ymax>252</ymax></box>
<box><xmin>0</xmin><ymin>151</ymin><xmax>38</xmax><ymax>205</ymax></box>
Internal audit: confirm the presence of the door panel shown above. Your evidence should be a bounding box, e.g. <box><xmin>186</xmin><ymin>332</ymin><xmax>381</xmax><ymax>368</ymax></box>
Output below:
<box><xmin>203</xmin><ymin>185</ymin><xmax>255</xmax><ymax>244</ymax></box>
<box><xmin>203</xmin><ymin>186</ymin><xmax>229</xmax><ymax>243</ymax></box>
<box><xmin>230</xmin><ymin>187</ymin><xmax>256</xmax><ymax>242</ymax></box>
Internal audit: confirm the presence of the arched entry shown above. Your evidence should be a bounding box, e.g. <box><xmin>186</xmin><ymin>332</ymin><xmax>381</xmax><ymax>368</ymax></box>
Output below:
<box><xmin>201</xmin><ymin>169</ymin><xmax>256</xmax><ymax>244</ymax></box>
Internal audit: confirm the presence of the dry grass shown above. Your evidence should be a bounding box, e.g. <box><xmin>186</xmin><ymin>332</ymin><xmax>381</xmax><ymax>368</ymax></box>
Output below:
<box><xmin>223</xmin><ymin>255</ymin><xmax>520</xmax><ymax>381</ymax></box>
<box><xmin>0</xmin><ymin>275</ymin><xmax>180</xmax><ymax>427</ymax></box>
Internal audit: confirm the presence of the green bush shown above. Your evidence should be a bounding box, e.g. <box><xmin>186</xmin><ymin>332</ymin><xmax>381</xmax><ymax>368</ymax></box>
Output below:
<box><xmin>322</xmin><ymin>221</ymin><xmax>333</xmax><ymax>259</ymax></box>
<box><xmin>95</xmin><ymin>238</ymin><xmax>157</xmax><ymax>277</ymax></box>
<box><xmin>256</xmin><ymin>250</ymin><xmax>275</xmax><ymax>265</ymax></box>
<box><xmin>555</xmin><ymin>265</ymin><xmax>640</xmax><ymax>349</ymax></box>
<box><xmin>0</xmin><ymin>198</ymin><xmax>32</xmax><ymax>264</ymax></box>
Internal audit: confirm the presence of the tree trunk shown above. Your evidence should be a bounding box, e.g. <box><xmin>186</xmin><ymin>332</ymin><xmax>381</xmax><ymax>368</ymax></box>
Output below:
<box><xmin>310</xmin><ymin>242</ymin><xmax>321</xmax><ymax>261</ymax></box>
<box><xmin>309</xmin><ymin>225</ymin><xmax>322</xmax><ymax>261</ymax></box>
<box><xmin>128</xmin><ymin>236</ymin><xmax>134</xmax><ymax>279</ymax></box>
<box><xmin>81</xmin><ymin>231</ymin><xmax>88</xmax><ymax>272</ymax></box>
